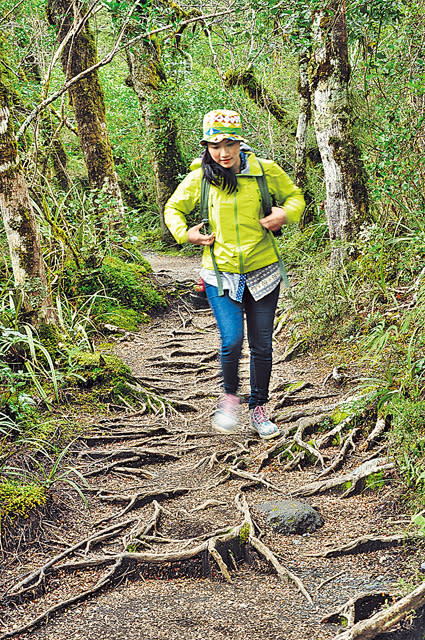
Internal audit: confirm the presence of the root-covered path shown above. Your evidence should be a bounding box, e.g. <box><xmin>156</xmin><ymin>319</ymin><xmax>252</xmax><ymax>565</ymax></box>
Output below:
<box><xmin>0</xmin><ymin>254</ymin><xmax>421</xmax><ymax>640</ymax></box>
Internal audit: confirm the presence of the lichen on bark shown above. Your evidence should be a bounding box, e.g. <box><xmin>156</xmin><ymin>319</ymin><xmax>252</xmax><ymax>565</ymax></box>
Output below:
<box><xmin>310</xmin><ymin>1</ymin><xmax>370</xmax><ymax>264</ymax></box>
<box><xmin>0</xmin><ymin>64</ymin><xmax>56</xmax><ymax>325</ymax></box>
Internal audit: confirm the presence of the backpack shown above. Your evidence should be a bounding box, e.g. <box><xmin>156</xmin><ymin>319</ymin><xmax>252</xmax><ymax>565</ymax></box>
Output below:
<box><xmin>199</xmin><ymin>159</ymin><xmax>289</xmax><ymax>296</ymax></box>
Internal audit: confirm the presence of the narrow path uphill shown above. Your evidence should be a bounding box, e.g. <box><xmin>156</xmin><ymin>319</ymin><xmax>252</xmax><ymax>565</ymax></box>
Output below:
<box><xmin>1</xmin><ymin>253</ymin><xmax>422</xmax><ymax>640</ymax></box>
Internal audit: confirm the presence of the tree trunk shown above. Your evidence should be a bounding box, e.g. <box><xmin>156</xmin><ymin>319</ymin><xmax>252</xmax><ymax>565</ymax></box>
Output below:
<box><xmin>47</xmin><ymin>0</ymin><xmax>124</xmax><ymax>230</ymax></box>
<box><xmin>295</xmin><ymin>50</ymin><xmax>313</xmax><ymax>228</ymax></box>
<box><xmin>309</xmin><ymin>0</ymin><xmax>370</xmax><ymax>265</ymax></box>
<box><xmin>22</xmin><ymin>52</ymin><xmax>71</xmax><ymax>192</ymax></box>
<box><xmin>0</xmin><ymin>69</ymin><xmax>56</xmax><ymax>325</ymax></box>
<box><xmin>126</xmin><ymin>37</ymin><xmax>185</xmax><ymax>242</ymax></box>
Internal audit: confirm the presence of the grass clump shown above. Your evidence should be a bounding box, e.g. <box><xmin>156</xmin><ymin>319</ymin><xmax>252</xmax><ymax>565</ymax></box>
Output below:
<box><xmin>65</xmin><ymin>255</ymin><xmax>164</xmax><ymax>310</ymax></box>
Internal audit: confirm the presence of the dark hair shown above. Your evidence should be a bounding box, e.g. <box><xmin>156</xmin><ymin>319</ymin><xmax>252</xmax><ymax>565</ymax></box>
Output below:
<box><xmin>201</xmin><ymin>148</ymin><xmax>238</xmax><ymax>194</ymax></box>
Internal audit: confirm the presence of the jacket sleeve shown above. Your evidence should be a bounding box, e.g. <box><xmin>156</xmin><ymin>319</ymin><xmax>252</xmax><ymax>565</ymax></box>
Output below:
<box><xmin>264</xmin><ymin>160</ymin><xmax>305</xmax><ymax>224</ymax></box>
<box><xmin>164</xmin><ymin>169</ymin><xmax>202</xmax><ymax>244</ymax></box>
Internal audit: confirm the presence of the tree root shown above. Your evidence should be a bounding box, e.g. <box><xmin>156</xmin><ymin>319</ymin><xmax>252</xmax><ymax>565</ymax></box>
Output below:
<box><xmin>306</xmin><ymin>533</ymin><xmax>423</xmax><ymax>557</ymax></box>
<box><xmin>254</xmin><ymin>431</ymin><xmax>296</xmax><ymax>471</ymax></box>
<box><xmin>0</xmin><ymin>495</ymin><xmax>312</xmax><ymax>639</ymax></box>
<box><xmin>364</xmin><ymin>415</ymin><xmax>388</xmax><ymax>449</ymax></box>
<box><xmin>190</xmin><ymin>499</ymin><xmax>227</xmax><ymax>512</ymax></box>
<box><xmin>274</xmin><ymin>382</ymin><xmax>313</xmax><ymax>409</ymax></box>
<box><xmin>315</xmin><ymin>427</ymin><xmax>361</xmax><ymax>478</ymax></box>
<box><xmin>83</xmin><ymin>426</ymin><xmax>171</xmax><ymax>445</ymax></box>
<box><xmin>229</xmin><ymin>467</ymin><xmax>286</xmax><ymax>494</ymax></box>
<box><xmin>193</xmin><ymin>441</ymin><xmax>252</xmax><ymax>471</ymax></box>
<box><xmin>234</xmin><ymin>494</ymin><xmax>312</xmax><ymax>604</ymax></box>
<box><xmin>112</xmin><ymin>466</ymin><xmax>156</xmax><ymax>478</ymax></box>
<box><xmin>79</xmin><ymin>446</ymin><xmax>180</xmax><ymax>463</ymax></box>
<box><xmin>0</xmin><ymin>557</ymin><xmax>126</xmax><ymax>640</ymax></box>
<box><xmin>261</xmin><ymin>414</ymin><xmax>332</xmax><ymax>471</ymax></box>
<box><xmin>293</xmin><ymin>458</ymin><xmax>394</xmax><ymax>497</ymax></box>
<box><xmin>95</xmin><ymin>486</ymin><xmax>193</xmax><ymax>524</ymax></box>
<box><xmin>127</xmin><ymin>500</ymin><xmax>164</xmax><ymax>545</ymax></box>
<box><xmin>144</xmin><ymin>360</ymin><xmax>213</xmax><ymax>371</ymax></box>
<box><xmin>83</xmin><ymin>455</ymin><xmax>144</xmax><ymax>478</ymax></box>
<box><xmin>316</xmin><ymin>570</ymin><xmax>344</xmax><ymax>592</ymax></box>
<box><xmin>3</xmin><ymin>518</ymin><xmax>136</xmax><ymax>601</ymax></box>
<box><xmin>330</xmin><ymin>580</ymin><xmax>425</xmax><ymax>640</ymax></box>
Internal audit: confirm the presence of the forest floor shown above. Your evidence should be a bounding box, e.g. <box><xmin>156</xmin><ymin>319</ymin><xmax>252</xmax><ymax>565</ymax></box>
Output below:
<box><xmin>1</xmin><ymin>252</ymin><xmax>424</xmax><ymax>640</ymax></box>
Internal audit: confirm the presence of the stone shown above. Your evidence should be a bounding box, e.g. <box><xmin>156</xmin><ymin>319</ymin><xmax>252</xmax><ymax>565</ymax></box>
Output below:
<box><xmin>254</xmin><ymin>499</ymin><xmax>324</xmax><ymax>535</ymax></box>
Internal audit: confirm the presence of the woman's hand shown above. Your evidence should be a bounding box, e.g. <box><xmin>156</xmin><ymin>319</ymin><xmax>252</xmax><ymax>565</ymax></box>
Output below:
<box><xmin>259</xmin><ymin>206</ymin><xmax>287</xmax><ymax>232</ymax></box>
<box><xmin>187</xmin><ymin>222</ymin><xmax>215</xmax><ymax>246</ymax></box>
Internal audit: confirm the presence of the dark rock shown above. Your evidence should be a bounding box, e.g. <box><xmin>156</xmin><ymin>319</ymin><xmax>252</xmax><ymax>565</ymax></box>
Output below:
<box><xmin>254</xmin><ymin>499</ymin><xmax>324</xmax><ymax>535</ymax></box>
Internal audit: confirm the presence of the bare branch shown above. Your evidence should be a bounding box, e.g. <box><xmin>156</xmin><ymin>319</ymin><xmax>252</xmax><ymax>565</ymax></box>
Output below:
<box><xmin>17</xmin><ymin>4</ymin><xmax>241</xmax><ymax>137</ymax></box>
<box><xmin>0</xmin><ymin>0</ymin><xmax>26</xmax><ymax>27</ymax></box>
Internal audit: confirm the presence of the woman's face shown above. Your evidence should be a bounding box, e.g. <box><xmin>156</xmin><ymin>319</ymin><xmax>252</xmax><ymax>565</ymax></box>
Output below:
<box><xmin>207</xmin><ymin>140</ymin><xmax>241</xmax><ymax>173</ymax></box>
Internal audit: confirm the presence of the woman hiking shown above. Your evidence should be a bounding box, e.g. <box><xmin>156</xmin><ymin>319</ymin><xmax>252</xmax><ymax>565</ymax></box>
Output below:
<box><xmin>164</xmin><ymin>109</ymin><xmax>305</xmax><ymax>439</ymax></box>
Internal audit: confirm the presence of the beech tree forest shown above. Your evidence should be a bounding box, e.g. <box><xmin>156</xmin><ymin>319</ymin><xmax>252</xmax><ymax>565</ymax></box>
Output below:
<box><xmin>1</xmin><ymin>1</ymin><xmax>425</xmax><ymax>639</ymax></box>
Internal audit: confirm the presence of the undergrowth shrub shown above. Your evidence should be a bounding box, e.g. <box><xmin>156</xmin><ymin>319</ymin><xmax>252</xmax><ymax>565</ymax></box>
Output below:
<box><xmin>284</xmin><ymin>260</ymin><xmax>360</xmax><ymax>346</ymax></box>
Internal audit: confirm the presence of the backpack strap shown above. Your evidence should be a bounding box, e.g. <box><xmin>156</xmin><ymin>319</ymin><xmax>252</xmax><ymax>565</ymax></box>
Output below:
<box><xmin>200</xmin><ymin>176</ymin><xmax>224</xmax><ymax>296</ymax></box>
<box><xmin>256</xmin><ymin>160</ymin><xmax>272</xmax><ymax>217</ymax></box>
<box><xmin>256</xmin><ymin>160</ymin><xmax>290</xmax><ymax>289</ymax></box>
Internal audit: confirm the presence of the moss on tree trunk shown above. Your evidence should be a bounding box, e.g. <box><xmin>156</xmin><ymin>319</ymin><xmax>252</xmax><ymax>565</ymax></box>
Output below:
<box><xmin>224</xmin><ymin>68</ymin><xmax>295</xmax><ymax>133</ymax></box>
<box><xmin>295</xmin><ymin>50</ymin><xmax>314</xmax><ymax>227</ymax></box>
<box><xmin>0</xmin><ymin>66</ymin><xmax>56</xmax><ymax>325</ymax></box>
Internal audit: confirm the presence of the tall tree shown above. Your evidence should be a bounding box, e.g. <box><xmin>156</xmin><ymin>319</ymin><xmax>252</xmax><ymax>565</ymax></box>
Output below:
<box><xmin>0</xmin><ymin>65</ymin><xmax>56</xmax><ymax>325</ymax></box>
<box><xmin>47</xmin><ymin>0</ymin><xmax>125</xmax><ymax>231</ymax></box>
<box><xmin>309</xmin><ymin>0</ymin><xmax>370</xmax><ymax>264</ymax></box>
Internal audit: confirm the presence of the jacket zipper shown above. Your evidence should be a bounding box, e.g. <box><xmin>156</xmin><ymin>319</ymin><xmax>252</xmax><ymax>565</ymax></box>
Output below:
<box><xmin>233</xmin><ymin>190</ymin><xmax>244</xmax><ymax>274</ymax></box>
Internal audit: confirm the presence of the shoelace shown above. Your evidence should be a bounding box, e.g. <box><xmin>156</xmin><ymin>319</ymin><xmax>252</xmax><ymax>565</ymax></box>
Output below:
<box><xmin>253</xmin><ymin>406</ymin><xmax>268</xmax><ymax>424</ymax></box>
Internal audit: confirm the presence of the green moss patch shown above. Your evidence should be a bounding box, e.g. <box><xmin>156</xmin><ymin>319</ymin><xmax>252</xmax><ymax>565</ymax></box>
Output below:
<box><xmin>69</xmin><ymin>351</ymin><xmax>136</xmax><ymax>402</ymax></box>
<box><xmin>0</xmin><ymin>480</ymin><xmax>47</xmax><ymax>521</ymax></box>
<box><xmin>63</xmin><ymin>255</ymin><xmax>166</xmax><ymax>329</ymax></box>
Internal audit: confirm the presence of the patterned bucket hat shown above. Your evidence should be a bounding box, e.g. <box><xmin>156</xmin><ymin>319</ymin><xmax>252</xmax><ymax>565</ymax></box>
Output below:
<box><xmin>200</xmin><ymin>109</ymin><xmax>247</xmax><ymax>145</ymax></box>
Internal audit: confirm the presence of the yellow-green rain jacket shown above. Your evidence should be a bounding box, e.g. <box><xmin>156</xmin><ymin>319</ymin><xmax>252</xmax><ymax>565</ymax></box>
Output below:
<box><xmin>164</xmin><ymin>152</ymin><xmax>305</xmax><ymax>274</ymax></box>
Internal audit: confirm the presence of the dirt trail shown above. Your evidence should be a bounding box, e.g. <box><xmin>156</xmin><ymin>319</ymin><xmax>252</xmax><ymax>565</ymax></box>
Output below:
<box><xmin>0</xmin><ymin>253</ymin><xmax>420</xmax><ymax>640</ymax></box>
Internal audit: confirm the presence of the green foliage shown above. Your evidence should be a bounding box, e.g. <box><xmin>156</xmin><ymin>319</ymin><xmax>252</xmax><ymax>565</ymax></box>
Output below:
<box><xmin>3</xmin><ymin>438</ymin><xmax>89</xmax><ymax>507</ymax></box>
<box><xmin>389</xmin><ymin>398</ymin><xmax>425</xmax><ymax>499</ymax></box>
<box><xmin>365</xmin><ymin>472</ymin><xmax>385</xmax><ymax>491</ymax></box>
<box><xmin>282</xmin><ymin>253</ymin><xmax>360</xmax><ymax>346</ymax></box>
<box><xmin>411</xmin><ymin>511</ymin><xmax>425</xmax><ymax>536</ymax></box>
<box><xmin>0</xmin><ymin>325</ymin><xmax>61</xmax><ymax>407</ymax></box>
<box><xmin>239</xmin><ymin>523</ymin><xmax>251</xmax><ymax>543</ymax></box>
